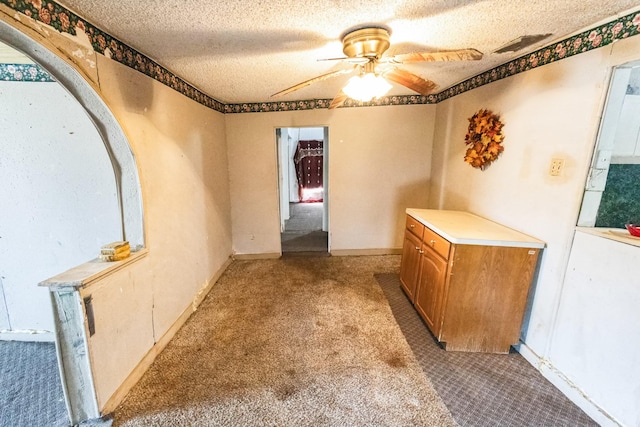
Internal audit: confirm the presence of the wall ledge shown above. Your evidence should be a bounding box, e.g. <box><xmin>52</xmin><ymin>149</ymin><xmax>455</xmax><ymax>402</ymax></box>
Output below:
<box><xmin>39</xmin><ymin>249</ymin><xmax>149</xmax><ymax>290</ymax></box>
<box><xmin>0</xmin><ymin>331</ymin><xmax>55</xmax><ymax>342</ymax></box>
<box><xmin>576</xmin><ymin>227</ymin><xmax>640</xmax><ymax>248</ymax></box>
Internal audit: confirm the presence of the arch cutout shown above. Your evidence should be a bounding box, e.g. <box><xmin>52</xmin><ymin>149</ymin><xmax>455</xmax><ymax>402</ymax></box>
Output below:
<box><xmin>0</xmin><ymin>18</ymin><xmax>146</xmax><ymax>425</ymax></box>
<box><xmin>0</xmin><ymin>19</ymin><xmax>145</xmax><ymax>250</ymax></box>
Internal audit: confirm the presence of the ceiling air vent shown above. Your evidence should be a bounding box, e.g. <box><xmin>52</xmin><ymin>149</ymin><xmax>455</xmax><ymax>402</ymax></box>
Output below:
<box><xmin>494</xmin><ymin>34</ymin><xmax>552</xmax><ymax>54</ymax></box>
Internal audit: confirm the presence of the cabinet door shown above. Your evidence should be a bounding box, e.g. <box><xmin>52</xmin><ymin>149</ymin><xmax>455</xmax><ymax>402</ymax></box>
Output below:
<box><xmin>399</xmin><ymin>231</ymin><xmax>422</xmax><ymax>302</ymax></box>
<box><xmin>415</xmin><ymin>244</ymin><xmax>448</xmax><ymax>336</ymax></box>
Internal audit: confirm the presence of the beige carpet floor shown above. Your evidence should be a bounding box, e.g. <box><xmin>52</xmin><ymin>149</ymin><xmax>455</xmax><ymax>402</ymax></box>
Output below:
<box><xmin>113</xmin><ymin>256</ymin><xmax>456</xmax><ymax>426</ymax></box>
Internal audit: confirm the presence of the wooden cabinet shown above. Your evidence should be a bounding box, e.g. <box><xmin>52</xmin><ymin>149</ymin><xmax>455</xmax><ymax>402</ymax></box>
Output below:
<box><xmin>414</xmin><ymin>243</ymin><xmax>447</xmax><ymax>335</ymax></box>
<box><xmin>400</xmin><ymin>209</ymin><xmax>545</xmax><ymax>353</ymax></box>
<box><xmin>399</xmin><ymin>216</ymin><xmax>424</xmax><ymax>301</ymax></box>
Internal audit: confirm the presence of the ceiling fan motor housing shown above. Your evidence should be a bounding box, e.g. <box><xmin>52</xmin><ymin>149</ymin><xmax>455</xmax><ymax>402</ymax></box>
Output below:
<box><xmin>342</xmin><ymin>27</ymin><xmax>390</xmax><ymax>58</ymax></box>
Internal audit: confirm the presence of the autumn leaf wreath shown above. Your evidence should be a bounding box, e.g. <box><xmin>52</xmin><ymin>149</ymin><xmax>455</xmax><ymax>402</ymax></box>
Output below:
<box><xmin>464</xmin><ymin>109</ymin><xmax>505</xmax><ymax>170</ymax></box>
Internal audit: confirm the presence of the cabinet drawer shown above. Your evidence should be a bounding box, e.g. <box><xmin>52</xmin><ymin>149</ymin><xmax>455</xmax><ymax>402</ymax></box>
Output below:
<box><xmin>406</xmin><ymin>215</ymin><xmax>425</xmax><ymax>239</ymax></box>
<box><xmin>423</xmin><ymin>226</ymin><xmax>451</xmax><ymax>259</ymax></box>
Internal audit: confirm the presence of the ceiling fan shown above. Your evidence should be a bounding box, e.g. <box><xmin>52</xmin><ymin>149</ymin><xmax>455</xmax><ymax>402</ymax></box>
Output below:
<box><xmin>270</xmin><ymin>26</ymin><xmax>483</xmax><ymax>109</ymax></box>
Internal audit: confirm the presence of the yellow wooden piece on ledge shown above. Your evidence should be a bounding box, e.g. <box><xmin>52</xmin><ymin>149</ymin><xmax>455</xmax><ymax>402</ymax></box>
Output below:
<box><xmin>99</xmin><ymin>241</ymin><xmax>130</xmax><ymax>261</ymax></box>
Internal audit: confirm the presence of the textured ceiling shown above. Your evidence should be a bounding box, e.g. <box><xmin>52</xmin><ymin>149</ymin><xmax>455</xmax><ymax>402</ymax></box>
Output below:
<box><xmin>34</xmin><ymin>1</ymin><xmax>640</xmax><ymax>104</ymax></box>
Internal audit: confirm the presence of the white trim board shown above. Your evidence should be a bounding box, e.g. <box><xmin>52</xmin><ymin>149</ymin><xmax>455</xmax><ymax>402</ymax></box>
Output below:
<box><xmin>516</xmin><ymin>342</ymin><xmax>622</xmax><ymax>427</ymax></box>
<box><xmin>0</xmin><ymin>331</ymin><xmax>55</xmax><ymax>342</ymax></box>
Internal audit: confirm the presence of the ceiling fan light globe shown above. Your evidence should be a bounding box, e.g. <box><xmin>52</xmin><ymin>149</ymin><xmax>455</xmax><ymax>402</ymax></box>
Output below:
<box><xmin>367</xmin><ymin>73</ymin><xmax>393</xmax><ymax>98</ymax></box>
<box><xmin>343</xmin><ymin>75</ymin><xmax>370</xmax><ymax>101</ymax></box>
<box><xmin>343</xmin><ymin>74</ymin><xmax>392</xmax><ymax>102</ymax></box>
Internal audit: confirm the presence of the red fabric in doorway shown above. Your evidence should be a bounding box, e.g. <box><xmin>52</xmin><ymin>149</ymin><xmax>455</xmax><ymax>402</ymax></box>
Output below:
<box><xmin>294</xmin><ymin>140</ymin><xmax>323</xmax><ymax>202</ymax></box>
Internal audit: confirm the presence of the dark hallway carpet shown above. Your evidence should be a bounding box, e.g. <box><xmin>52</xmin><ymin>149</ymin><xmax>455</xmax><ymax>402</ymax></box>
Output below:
<box><xmin>0</xmin><ymin>341</ymin><xmax>68</xmax><ymax>427</ymax></box>
<box><xmin>376</xmin><ymin>272</ymin><xmax>599</xmax><ymax>427</ymax></box>
<box><xmin>281</xmin><ymin>202</ymin><xmax>328</xmax><ymax>254</ymax></box>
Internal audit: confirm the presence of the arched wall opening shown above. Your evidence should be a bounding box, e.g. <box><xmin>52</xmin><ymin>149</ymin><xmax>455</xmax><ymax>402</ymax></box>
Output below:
<box><xmin>0</xmin><ymin>19</ymin><xmax>145</xmax><ymax>252</ymax></box>
<box><xmin>0</xmin><ymin>41</ymin><xmax>123</xmax><ymax>338</ymax></box>
<box><xmin>1</xmin><ymin>17</ymin><xmax>146</xmax><ymax>425</ymax></box>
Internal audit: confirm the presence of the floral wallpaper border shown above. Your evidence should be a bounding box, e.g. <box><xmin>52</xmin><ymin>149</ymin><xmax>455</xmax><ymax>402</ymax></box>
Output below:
<box><xmin>1</xmin><ymin>0</ymin><xmax>640</xmax><ymax>113</ymax></box>
<box><xmin>223</xmin><ymin>94</ymin><xmax>438</xmax><ymax>113</ymax></box>
<box><xmin>0</xmin><ymin>0</ymin><xmax>226</xmax><ymax>112</ymax></box>
<box><xmin>435</xmin><ymin>12</ymin><xmax>640</xmax><ymax>103</ymax></box>
<box><xmin>0</xmin><ymin>62</ymin><xmax>54</xmax><ymax>81</ymax></box>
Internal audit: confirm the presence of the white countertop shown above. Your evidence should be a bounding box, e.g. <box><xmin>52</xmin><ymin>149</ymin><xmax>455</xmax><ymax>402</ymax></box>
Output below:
<box><xmin>406</xmin><ymin>209</ymin><xmax>546</xmax><ymax>248</ymax></box>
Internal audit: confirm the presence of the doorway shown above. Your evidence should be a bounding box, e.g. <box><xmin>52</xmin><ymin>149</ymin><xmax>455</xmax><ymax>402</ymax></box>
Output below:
<box><xmin>276</xmin><ymin>127</ymin><xmax>329</xmax><ymax>255</ymax></box>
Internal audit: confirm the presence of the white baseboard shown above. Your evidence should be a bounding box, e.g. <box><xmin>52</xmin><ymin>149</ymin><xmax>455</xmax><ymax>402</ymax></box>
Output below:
<box><xmin>330</xmin><ymin>248</ymin><xmax>402</xmax><ymax>256</ymax></box>
<box><xmin>516</xmin><ymin>342</ymin><xmax>622</xmax><ymax>427</ymax></box>
<box><xmin>232</xmin><ymin>252</ymin><xmax>281</xmax><ymax>260</ymax></box>
<box><xmin>0</xmin><ymin>331</ymin><xmax>55</xmax><ymax>342</ymax></box>
<box><xmin>100</xmin><ymin>256</ymin><xmax>233</xmax><ymax>414</ymax></box>
<box><xmin>232</xmin><ymin>250</ymin><xmax>402</xmax><ymax>259</ymax></box>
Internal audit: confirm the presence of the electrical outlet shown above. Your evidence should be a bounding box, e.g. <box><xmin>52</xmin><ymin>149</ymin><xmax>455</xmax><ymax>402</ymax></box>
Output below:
<box><xmin>550</xmin><ymin>158</ymin><xmax>564</xmax><ymax>176</ymax></box>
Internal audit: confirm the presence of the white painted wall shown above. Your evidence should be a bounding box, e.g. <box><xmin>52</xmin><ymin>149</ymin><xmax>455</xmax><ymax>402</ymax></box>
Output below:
<box><xmin>288</xmin><ymin>131</ymin><xmax>298</xmax><ymax>203</ymax></box>
<box><xmin>226</xmin><ymin>106</ymin><xmax>434</xmax><ymax>256</ymax></box>
<box><xmin>613</xmin><ymin>94</ymin><xmax>640</xmax><ymax>158</ymax></box>
<box><xmin>548</xmin><ymin>231</ymin><xmax>640</xmax><ymax>427</ymax></box>
<box><xmin>298</xmin><ymin>127</ymin><xmax>324</xmax><ymax>140</ymax></box>
<box><xmin>0</xmin><ymin>80</ymin><xmax>121</xmax><ymax>340</ymax></box>
<box><xmin>278</xmin><ymin>129</ymin><xmax>291</xmax><ymax>230</ymax></box>
<box><xmin>0</xmin><ymin>278</ymin><xmax>10</xmax><ymax>330</ymax></box>
<box><xmin>430</xmin><ymin>36</ymin><xmax>640</xmax><ymax>426</ymax></box>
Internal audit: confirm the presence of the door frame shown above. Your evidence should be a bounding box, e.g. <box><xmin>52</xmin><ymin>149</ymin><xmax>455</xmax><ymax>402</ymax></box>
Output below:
<box><xmin>275</xmin><ymin>126</ymin><xmax>330</xmax><ymax>249</ymax></box>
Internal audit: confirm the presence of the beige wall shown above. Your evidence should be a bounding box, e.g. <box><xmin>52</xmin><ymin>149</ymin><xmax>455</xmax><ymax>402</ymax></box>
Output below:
<box><xmin>430</xmin><ymin>48</ymin><xmax>609</xmax><ymax>353</ymax></box>
<box><xmin>95</xmin><ymin>55</ymin><xmax>233</xmax><ymax>340</ymax></box>
<box><xmin>225</xmin><ymin>105</ymin><xmax>435</xmax><ymax>256</ymax></box>
<box><xmin>430</xmin><ymin>35</ymin><xmax>640</xmax><ymax>426</ymax></box>
<box><xmin>88</xmin><ymin>56</ymin><xmax>233</xmax><ymax>407</ymax></box>
<box><xmin>6</xmin><ymin>2</ymin><xmax>640</xmax><ymax>423</ymax></box>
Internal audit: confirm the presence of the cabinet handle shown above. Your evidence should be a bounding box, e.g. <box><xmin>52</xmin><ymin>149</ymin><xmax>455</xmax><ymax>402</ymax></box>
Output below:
<box><xmin>430</xmin><ymin>239</ymin><xmax>436</xmax><ymax>245</ymax></box>
<box><xmin>409</xmin><ymin>224</ymin><xmax>415</xmax><ymax>228</ymax></box>
<box><xmin>419</xmin><ymin>250</ymin><xmax>424</xmax><ymax>254</ymax></box>
<box><xmin>415</xmin><ymin>246</ymin><xmax>420</xmax><ymax>250</ymax></box>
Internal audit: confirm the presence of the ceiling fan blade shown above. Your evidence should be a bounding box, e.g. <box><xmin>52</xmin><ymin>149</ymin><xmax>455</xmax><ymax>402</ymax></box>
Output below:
<box><xmin>388</xmin><ymin>48</ymin><xmax>483</xmax><ymax>63</ymax></box>
<box><xmin>329</xmin><ymin>90</ymin><xmax>349</xmax><ymax>109</ymax></box>
<box><xmin>270</xmin><ymin>68</ymin><xmax>354</xmax><ymax>98</ymax></box>
<box><xmin>317</xmin><ymin>57</ymin><xmax>370</xmax><ymax>65</ymax></box>
<box><xmin>382</xmin><ymin>68</ymin><xmax>437</xmax><ymax>95</ymax></box>
<box><xmin>317</xmin><ymin>57</ymin><xmax>349</xmax><ymax>61</ymax></box>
